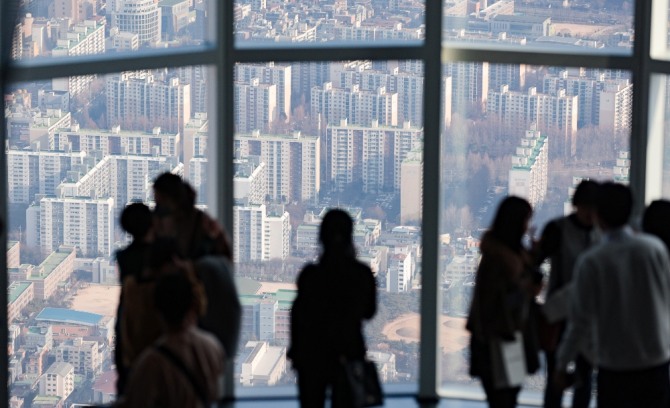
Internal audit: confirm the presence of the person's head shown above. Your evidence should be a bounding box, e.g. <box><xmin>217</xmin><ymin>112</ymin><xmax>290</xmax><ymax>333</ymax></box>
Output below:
<box><xmin>154</xmin><ymin>272</ymin><xmax>197</xmax><ymax>330</ymax></box>
<box><xmin>120</xmin><ymin>202</ymin><xmax>152</xmax><ymax>241</ymax></box>
<box><xmin>595</xmin><ymin>182</ymin><xmax>633</xmax><ymax>230</ymax></box>
<box><xmin>490</xmin><ymin>196</ymin><xmax>532</xmax><ymax>251</ymax></box>
<box><xmin>153</xmin><ymin>173</ymin><xmax>195</xmax><ymax>212</ymax></box>
<box><xmin>319</xmin><ymin>209</ymin><xmax>355</xmax><ymax>258</ymax></box>
<box><xmin>572</xmin><ymin>179</ymin><xmax>600</xmax><ymax>226</ymax></box>
<box><xmin>642</xmin><ymin>200</ymin><xmax>670</xmax><ymax>250</ymax></box>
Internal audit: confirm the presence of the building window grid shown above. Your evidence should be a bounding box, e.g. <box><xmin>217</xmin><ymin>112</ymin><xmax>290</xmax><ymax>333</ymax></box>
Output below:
<box><xmin>0</xmin><ymin>0</ymin><xmax>663</xmax><ymax>404</ymax></box>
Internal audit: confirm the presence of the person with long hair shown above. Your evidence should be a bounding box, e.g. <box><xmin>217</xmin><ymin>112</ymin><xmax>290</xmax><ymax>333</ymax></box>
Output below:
<box><xmin>288</xmin><ymin>209</ymin><xmax>377</xmax><ymax>408</ymax></box>
<box><xmin>467</xmin><ymin>196</ymin><xmax>541</xmax><ymax>408</ymax></box>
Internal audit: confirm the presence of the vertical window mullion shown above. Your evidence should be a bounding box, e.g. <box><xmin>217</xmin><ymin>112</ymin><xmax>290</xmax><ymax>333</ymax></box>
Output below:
<box><xmin>418</xmin><ymin>0</ymin><xmax>443</xmax><ymax>402</ymax></box>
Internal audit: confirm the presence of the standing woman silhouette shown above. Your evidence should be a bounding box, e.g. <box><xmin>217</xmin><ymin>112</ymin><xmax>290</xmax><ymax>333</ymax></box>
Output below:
<box><xmin>467</xmin><ymin>196</ymin><xmax>541</xmax><ymax>408</ymax></box>
<box><xmin>288</xmin><ymin>209</ymin><xmax>377</xmax><ymax>408</ymax></box>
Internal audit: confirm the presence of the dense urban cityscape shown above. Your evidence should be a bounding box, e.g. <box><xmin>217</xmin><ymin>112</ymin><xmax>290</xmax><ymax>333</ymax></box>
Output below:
<box><xmin>4</xmin><ymin>0</ymin><xmax>636</xmax><ymax>406</ymax></box>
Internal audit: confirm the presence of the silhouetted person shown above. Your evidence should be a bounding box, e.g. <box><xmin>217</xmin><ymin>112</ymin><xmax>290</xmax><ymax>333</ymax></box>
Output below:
<box><xmin>288</xmin><ymin>209</ymin><xmax>377</xmax><ymax>408</ymax></box>
<box><xmin>535</xmin><ymin>180</ymin><xmax>599</xmax><ymax>408</ymax></box>
<box><xmin>118</xmin><ymin>272</ymin><xmax>224</xmax><ymax>408</ymax></box>
<box><xmin>556</xmin><ymin>183</ymin><xmax>670</xmax><ymax>407</ymax></box>
<box><xmin>153</xmin><ymin>174</ymin><xmax>241</xmax><ymax>360</ymax></box>
<box><xmin>153</xmin><ymin>172</ymin><xmax>232</xmax><ymax>261</ymax></box>
<box><xmin>467</xmin><ymin>196</ymin><xmax>541</xmax><ymax>408</ymax></box>
<box><xmin>642</xmin><ymin>199</ymin><xmax>670</xmax><ymax>251</ymax></box>
<box><xmin>115</xmin><ymin>202</ymin><xmax>153</xmax><ymax>395</ymax></box>
<box><xmin>119</xmin><ymin>239</ymin><xmax>206</xmax><ymax>379</ymax></box>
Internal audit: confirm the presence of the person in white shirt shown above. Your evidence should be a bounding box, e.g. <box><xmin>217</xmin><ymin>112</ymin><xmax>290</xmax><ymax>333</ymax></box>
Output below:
<box><xmin>555</xmin><ymin>182</ymin><xmax>670</xmax><ymax>407</ymax></box>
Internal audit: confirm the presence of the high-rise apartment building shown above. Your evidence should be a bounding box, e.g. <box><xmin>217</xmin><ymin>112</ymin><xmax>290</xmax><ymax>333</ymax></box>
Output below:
<box><xmin>53</xmin><ymin>124</ymin><xmax>180</xmax><ymax>158</ymax></box>
<box><xmin>387</xmin><ymin>250</ymin><xmax>413</xmax><ymax>293</ymax></box>
<box><xmin>598</xmin><ymin>81</ymin><xmax>633</xmax><ymax>133</ymax></box>
<box><xmin>444</xmin><ymin>62</ymin><xmax>489</xmax><ymax>115</ymax></box>
<box><xmin>234</xmin><ymin>78</ymin><xmax>278</xmax><ymax>133</ymax></box>
<box><xmin>51</xmin><ymin>19</ymin><xmax>105</xmax><ymax>95</ymax></box>
<box><xmin>543</xmin><ymin>69</ymin><xmax>633</xmax><ymax>130</ymax></box>
<box><xmin>53</xmin><ymin>0</ymin><xmax>97</xmax><ymax>23</ymax></box>
<box><xmin>8</xmin><ymin>150</ymin><xmax>87</xmax><ymax>204</ymax></box>
<box><xmin>488</xmin><ymin>85</ymin><xmax>577</xmax><ymax>157</ymax></box>
<box><xmin>489</xmin><ymin>63</ymin><xmax>526</xmax><ymax>92</ymax></box>
<box><xmin>106</xmin><ymin>71</ymin><xmax>191</xmax><ymax>134</ymax></box>
<box><xmin>233</xmin><ymin>204</ymin><xmax>266</xmax><ymax>262</ymax></box>
<box><xmin>508</xmin><ymin>128</ymin><xmax>548</xmax><ymax>207</ymax></box>
<box><xmin>325</xmin><ymin>119</ymin><xmax>423</xmax><ymax>193</ymax></box>
<box><xmin>233</xmin><ymin>203</ymin><xmax>291</xmax><ymax>262</ymax></box>
<box><xmin>111</xmin><ymin>0</ymin><xmax>161</xmax><ymax>45</ymax></box>
<box><xmin>264</xmin><ymin>205</ymin><xmax>291</xmax><ymax>261</ymax></box>
<box><xmin>311</xmin><ymin>82</ymin><xmax>398</xmax><ymax>127</ymax></box>
<box><xmin>400</xmin><ymin>148</ymin><xmax>422</xmax><ymax>224</ymax></box>
<box><xmin>37</xmin><ymin>197</ymin><xmax>115</xmax><ymax>257</ymax></box>
<box><xmin>235</xmin><ymin>131</ymin><xmax>320</xmax><ymax>203</ymax></box>
<box><xmin>236</xmin><ymin>63</ymin><xmax>292</xmax><ymax>122</ymax></box>
<box><xmin>234</xmin><ymin>157</ymin><xmax>267</xmax><ymax>206</ymax></box>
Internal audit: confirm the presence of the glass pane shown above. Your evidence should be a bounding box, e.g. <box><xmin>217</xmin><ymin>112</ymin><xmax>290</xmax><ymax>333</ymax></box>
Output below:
<box><xmin>6</xmin><ymin>65</ymin><xmax>212</xmax><ymax>405</ymax></box>
<box><xmin>233</xmin><ymin>60</ymin><xmax>424</xmax><ymax>393</ymax></box>
<box><xmin>10</xmin><ymin>0</ymin><xmax>213</xmax><ymax>62</ymax></box>
<box><xmin>234</xmin><ymin>1</ymin><xmax>425</xmax><ymax>46</ymax></box>
<box><xmin>444</xmin><ymin>1</ymin><xmax>633</xmax><ymax>55</ymax></box>
<box><xmin>439</xmin><ymin>64</ymin><xmax>632</xmax><ymax>403</ymax></box>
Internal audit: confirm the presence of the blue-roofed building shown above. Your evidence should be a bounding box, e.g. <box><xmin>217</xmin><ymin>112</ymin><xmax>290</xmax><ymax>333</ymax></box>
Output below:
<box><xmin>36</xmin><ymin>307</ymin><xmax>104</xmax><ymax>327</ymax></box>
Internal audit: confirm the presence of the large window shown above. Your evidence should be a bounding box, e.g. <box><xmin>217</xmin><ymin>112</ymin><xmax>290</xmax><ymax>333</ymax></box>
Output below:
<box><xmin>439</xmin><ymin>63</ymin><xmax>632</xmax><ymax>401</ymax></box>
<box><xmin>232</xmin><ymin>60</ymin><xmax>423</xmax><ymax>390</ymax></box>
<box><xmin>0</xmin><ymin>0</ymin><xmax>666</xmax><ymax>406</ymax></box>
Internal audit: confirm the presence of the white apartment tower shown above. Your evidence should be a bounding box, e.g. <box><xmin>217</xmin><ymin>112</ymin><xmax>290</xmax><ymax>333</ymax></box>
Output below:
<box><xmin>235</xmin><ymin>131</ymin><xmax>320</xmax><ymax>203</ymax></box>
<box><xmin>487</xmin><ymin>86</ymin><xmax>577</xmax><ymax>157</ymax></box>
<box><xmin>311</xmin><ymin>82</ymin><xmax>398</xmax><ymax>127</ymax></box>
<box><xmin>236</xmin><ymin>63</ymin><xmax>292</xmax><ymax>122</ymax></box>
<box><xmin>39</xmin><ymin>197</ymin><xmax>115</xmax><ymax>257</ymax></box>
<box><xmin>387</xmin><ymin>251</ymin><xmax>413</xmax><ymax>293</ymax></box>
<box><xmin>264</xmin><ymin>206</ymin><xmax>291</xmax><ymax>261</ymax></box>
<box><xmin>53</xmin><ymin>124</ymin><xmax>180</xmax><ymax>157</ymax></box>
<box><xmin>111</xmin><ymin>0</ymin><xmax>161</xmax><ymax>45</ymax></box>
<box><xmin>234</xmin><ymin>78</ymin><xmax>278</xmax><ymax>133</ymax></box>
<box><xmin>7</xmin><ymin>150</ymin><xmax>87</xmax><ymax>204</ymax></box>
<box><xmin>51</xmin><ymin>20</ymin><xmax>105</xmax><ymax>96</ymax></box>
<box><xmin>508</xmin><ymin>128</ymin><xmax>549</xmax><ymax>207</ymax></box>
<box><xmin>598</xmin><ymin>81</ymin><xmax>633</xmax><ymax>133</ymax></box>
<box><xmin>326</xmin><ymin>120</ymin><xmax>422</xmax><ymax>193</ymax></box>
<box><xmin>400</xmin><ymin>148</ymin><xmax>423</xmax><ymax>224</ymax></box>
<box><xmin>234</xmin><ymin>157</ymin><xmax>267</xmax><ymax>205</ymax></box>
<box><xmin>106</xmin><ymin>71</ymin><xmax>191</xmax><ymax>134</ymax></box>
<box><xmin>444</xmin><ymin>62</ymin><xmax>489</xmax><ymax>115</ymax></box>
<box><xmin>234</xmin><ymin>204</ymin><xmax>267</xmax><ymax>262</ymax></box>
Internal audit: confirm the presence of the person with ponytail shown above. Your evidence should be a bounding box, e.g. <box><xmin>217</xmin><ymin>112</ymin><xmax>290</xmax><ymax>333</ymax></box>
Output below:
<box><xmin>288</xmin><ymin>209</ymin><xmax>377</xmax><ymax>408</ymax></box>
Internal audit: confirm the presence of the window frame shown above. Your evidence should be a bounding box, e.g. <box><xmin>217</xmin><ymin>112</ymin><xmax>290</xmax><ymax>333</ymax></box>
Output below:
<box><xmin>0</xmin><ymin>0</ymin><xmax>664</xmax><ymax>405</ymax></box>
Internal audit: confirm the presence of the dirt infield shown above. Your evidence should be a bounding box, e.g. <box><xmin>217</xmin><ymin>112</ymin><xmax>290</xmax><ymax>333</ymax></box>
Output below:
<box><xmin>70</xmin><ymin>284</ymin><xmax>121</xmax><ymax>317</ymax></box>
<box><xmin>552</xmin><ymin>23</ymin><xmax>608</xmax><ymax>37</ymax></box>
<box><xmin>381</xmin><ymin>313</ymin><xmax>469</xmax><ymax>353</ymax></box>
<box><xmin>257</xmin><ymin>282</ymin><xmax>296</xmax><ymax>294</ymax></box>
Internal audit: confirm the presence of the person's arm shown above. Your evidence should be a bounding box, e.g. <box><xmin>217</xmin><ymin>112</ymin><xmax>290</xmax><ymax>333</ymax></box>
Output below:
<box><xmin>556</xmin><ymin>255</ymin><xmax>596</xmax><ymax>372</ymax></box>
